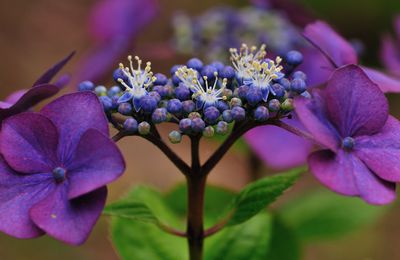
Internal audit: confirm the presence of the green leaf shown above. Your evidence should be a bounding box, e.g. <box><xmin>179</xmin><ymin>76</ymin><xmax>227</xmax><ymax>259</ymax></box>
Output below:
<box><xmin>227</xmin><ymin>167</ymin><xmax>303</xmax><ymax>226</ymax></box>
<box><xmin>265</xmin><ymin>216</ymin><xmax>301</xmax><ymax>260</ymax></box>
<box><xmin>205</xmin><ymin>213</ymin><xmax>273</xmax><ymax>260</ymax></box>
<box><xmin>103</xmin><ymin>201</ymin><xmax>158</xmax><ymax>224</ymax></box>
<box><xmin>109</xmin><ymin>186</ymin><xmax>187</xmax><ymax>260</ymax></box>
<box><xmin>279</xmin><ymin>189</ymin><xmax>388</xmax><ymax>241</ymax></box>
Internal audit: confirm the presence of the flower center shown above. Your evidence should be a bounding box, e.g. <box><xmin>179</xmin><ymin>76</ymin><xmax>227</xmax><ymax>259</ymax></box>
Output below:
<box><xmin>52</xmin><ymin>167</ymin><xmax>67</xmax><ymax>183</ymax></box>
<box><xmin>342</xmin><ymin>137</ymin><xmax>355</xmax><ymax>151</ymax></box>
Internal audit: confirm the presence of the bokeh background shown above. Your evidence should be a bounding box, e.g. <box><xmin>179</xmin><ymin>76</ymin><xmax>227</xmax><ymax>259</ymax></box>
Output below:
<box><xmin>1</xmin><ymin>0</ymin><xmax>400</xmax><ymax>259</ymax></box>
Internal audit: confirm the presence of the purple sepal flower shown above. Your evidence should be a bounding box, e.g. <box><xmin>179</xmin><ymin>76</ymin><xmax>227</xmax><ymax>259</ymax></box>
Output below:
<box><xmin>380</xmin><ymin>16</ymin><xmax>400</xmax><ymax>77</ymax></box>
<box><xmin>244</xmin><ymin>117</ymin><xmax>312</xmax><ymax>170</ymax></box>
<box><xmin>301</xmin><ymin>20</ymin><xmax>400</xmax><ymax>92</ymax></box>
<box><xmin>75</xmin><ymin>0</ymin><xmax>158</xmax><ymax>83</ymax></box>
<box><xmin>0</xmin><ymin>52</ymin><xmax>75</xmax><ymax>122</ymax></box>
<box><xmin>0</xmin><ymin>92</ymin><xmax>125</xmax><ymax>244</ymax></box>
<box><xmin>295</xmin><ymin>65</ymin><xmax>400</xmax><ymax>205</ymax></box>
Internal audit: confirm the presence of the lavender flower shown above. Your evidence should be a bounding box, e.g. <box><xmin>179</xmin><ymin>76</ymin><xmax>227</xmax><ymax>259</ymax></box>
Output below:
<box><xmin>0</xmin><ymin>92</ymin><xmax>125</xmax><ymax>244</ymax></box>
<box><xmin>380</xmin><ymin>15</ymin><xmax>400</xmax><ymax>77</ymax></box>
<box><xmin>0</xmin><ymin>52</ymin><xmax>74</xmax><ymax>122</ymax></box>
<box><xmin>302</xmin><ymin>20</ymin><xmax>400</xmax><ymax>92</ymax></box>
<box><xmin>295</xmin><ymin>65</ymin><xmax>400</xmax><ymax>205</ymax></box>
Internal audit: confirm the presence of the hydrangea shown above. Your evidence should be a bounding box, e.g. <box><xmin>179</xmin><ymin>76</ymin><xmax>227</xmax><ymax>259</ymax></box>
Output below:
<box><xmin>0</xmin><ymin>92</ymin><xmax>125</xmax><ymax>244</ymax></box>
<box><xmin>295</xmin><ymin>65</ymin><xmax>400</xmax><ymax>204</ymax></box>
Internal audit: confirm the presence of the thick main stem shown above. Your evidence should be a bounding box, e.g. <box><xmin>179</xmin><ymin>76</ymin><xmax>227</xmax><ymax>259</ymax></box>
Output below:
<box><xmin>186</xmin><ymin>174</ymin><xmax>206</xmax><ymax>260</ymax></box>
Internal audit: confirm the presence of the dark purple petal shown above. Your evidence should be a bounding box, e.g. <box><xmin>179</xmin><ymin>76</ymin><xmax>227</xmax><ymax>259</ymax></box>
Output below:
<box><xmin>362</xmin><ymin>66</ymin><xmax>400</xmax><ymax>93</ymax></box>
<box><xmin>66</xmin><ymin>129</ymin><xmax>125</xmax><ymax>199</ymax></box>
<box><xmin>244</xmin><ymin>119</ymin><xmax>312</xmax><ymax>169</ymax></box>
<box><xmin>298</xmin><ymin>47</ymin><xmax>334</xmax><ymax>87</ymax></box>
<box><xmin>294</xmin><ymin>92</ymin><xmax>340</xmax><ymax>151</ymax></box>
<box><xmin>4</xmin><ymin>90</ymin><xmax>28</xmax><ymax>104</ymax></box>
<box><xmin>0</xmin><ymin>112</ymin><xmax>59</xmax><ymax>174</ymax></box>
<box><xmin>325</xmin><ymin>65</ymin><xmax>388</xmax><ymax>137</ymax></box>
<box><xmin>40</xmin><ymin>92</ymin><xmax>109</xmax><ymax>163</ymax></box>
<box><xmin>355</xmin><ymin>116</ymin><xmax>400</xmax><ymax>182</ymax></box>
<box><xmin>0</xmin><ymin>156</ymin><xmax>55</xmax><ymax>238</ymax></box>
<box><xmin>303</xmin><ymin>20</ymin><xmax>358</xmax><ymax>68</ymax></box>
<box><xmin>309</xmin><ymin>150</ymin><xmax>396</xmax><ymax>205</ymax></box>
<box><xmin>53</xmin><ymin>74</ymin><xmax>72</xmax><ymax>89</ymax></box>
<box><xmin>380</xmin><ymin>35</ymin><xmax>400</xmax><ymax>77</ymax></box>
<box><xmin>30</xmin><ymin>185</ymin><xmax>107</xmax><ymax>245</ymax></box>
<box><xmin>32</xmin><ymin>52</ymin><xmax>75</xmax><ymax>87</ymax></box>
<box><xmin>0</xmin><ymin>84</ymin><xmax>60</xmax><ymax>121</ymax></box>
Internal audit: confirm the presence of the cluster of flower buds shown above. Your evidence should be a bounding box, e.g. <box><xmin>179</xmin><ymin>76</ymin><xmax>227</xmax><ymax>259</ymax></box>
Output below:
<box><xmin>79</xmin><ymin>44</ymin><xmax>309</xmax><ymax>144</ymax></box>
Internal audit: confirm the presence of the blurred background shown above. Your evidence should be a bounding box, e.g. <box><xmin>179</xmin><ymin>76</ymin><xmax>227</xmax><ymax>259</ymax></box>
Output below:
<box><xmin>1</xmin><ymin>0</ymin><xmax>400</xmax><ymax>259</ymax></box>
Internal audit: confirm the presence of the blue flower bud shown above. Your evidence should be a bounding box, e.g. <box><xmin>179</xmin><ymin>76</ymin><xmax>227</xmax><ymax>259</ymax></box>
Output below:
<box><xmin>201</xmin><ymin>65</ymin><xmax>217</xmax><ymax>79</ymax></box>
<box><xmin>167</xmin><ymin>98</ymin><xmax>183</xmax><ymax>114</ymax></box>
<box><xmin>204</xmin><ymin>106</ymin><xmax>220</xmax><ymax>124</ymax></box>
<box><xmin>172</xmin><ymin>75</ymin><xmax>182</xmax><ymax>86</ymax></box>
<box><xmin>138</xmin><ymin>121</ymin><xmax>151</xmax><ymax>135</ymax></box>
<box><xmin>293</xmin><ymin>71</ymin><xmax>307</xmax><ymax>81</ymax></box>
<box><xmin>222</xmin><ymin>89</ymin><xmax>233</xmax><ymax>99</ymax></box>
<box><xmin>290</xmin><ymin>78</ymin><xmax>306</xmax><ymax>94</ymax></box>
<box><xmin>118</xmin><ymin>102</ymin><xmax>133</xmax><ymax>115</ymax></box>
<box><xmin>230</xmin><ymin>97</ymin><xmax>242</xmax><ymax>107</ymax></box>
<box><xmin>254</xmin><ymin>106</ymin><xmax>269</xmax><ymax>121</ymax></box>
<box><xmin>203</xmin><ymin>126</ymin><xmax>215</xmax><ymax>137</ymax></box>
<box><xmin>95</xmin><ymin>85</ymin><xmax>107</xmax><ymax>96</ymax></box>
<box><xmin>342</xmin><ymin>136</ymin><xmax>355</xmax><ymax>150</ymax></box>
<box><xmin>191</xmin><ymin>118</ymin><xmax>206</xmax><ymax>133</ymax></box>
<box><xmin>187</xmin><ymin>58</ymin><xmax>204</xmax><ymax>71</ymax></box>
<box><xmin>113</xmin><ymin>68</ymin><xmax>129</xmax><ymax>87</ymax></box>
<box><xmin>164</xmin><ymin>85</ymin><xmax>175</xmax><ymax>97</ymax></box>
<box><xmin>179</xmin><ymin>118</ymin><xmax>192</xmax><ymax>134</ymax></box>
<box><xmin>231</xmin><ymin>106</ymin><xmax>246</xmax><ymax>121</ymax></box>
<box><xmin>175</xmin><ymin>84</ymin><xmax>191</xmax><ymax>101</ymax></box>
<box><xmin>182</xmin><ymin>100</ymin><xmax>196</xmax><ymax>114</ymax></box>
<box><xmin>169</xmin><ymin>130</ymin><xmax>182</xmax><ymax>144</ymax></box>
<box><xmin>246</xmin><ymin>88</ymin><xmax>263</xmax><ymax>106</ymax></box>
<box><xmin>153</xmin><ymin>85</ymin><xmax>169</xmax><ymax>98</ymax></box>
<box><xmin>217</xmin><ymin>101</ymin><xmax>229</xmax><ymax>112</ymax></box>
<box><xmin>216</xmin><ymin>121</ymin><xmax>229</xmax><ymax>135</ymax></box>
<box><xmin>99</xmin><ymin>96</ymin><xmax>113</xmax><ymax>112</ymax></box>
<box><xmin>220</xmin><ymin>66</ymin><xmax>236</xmax><ymax>79</ymax></box>
<box><xmin>154</xmin><ymin>73</ymin><xmax>168</xmax><ymax>86</ymax></box>
<box><xmin>268</xmin><ymin>99</ymin><xmax>281</xmax><ymax>112</ymax></box>
<box><xmin>222</xmin><ymin>110</ymin><xmax>233</xmax><ymax>123</ymax></box>
<box><xmin>123</xmin><ymin>117</ymin><xmax>138</xmax><ymax>133</ymax></box>
<box><xmin>285</xmin><ymin>50</ymin><xmax>303</xmax><ymax>66</ymax></box>
<box><xmin>78</xmin><ymin>81</ymin><xmax>95</xmax><ymax>92</ymax></box>
<box><xmin>140</xmin><ymin>95</ymin><xmax>158</xmax><ymax>113</ymax></box>
<box><xmin>148</xmin><ymin>91</ymin><xmax>161</xmax><ymax>103</ymax></box>
<box><xmin>110</xmin><ymin>95</ymin><xmax>120</xmax><ymax>110</ymax></box>
<box><xmin>108</xmin><ymin>86</ymin><xmax>122</xmax><ymax>97</ymax></box>
<box><xmin>171</xmin><ymin>64</ymin><xmax>184</xmax><ymax>76</ymax></box>
<box><xmin>271</xmin><ymin>83</ymin><xmax>286</xmax><ymax>99</ymax></box>
<box><xmin>210</xmin><ymin>61</ymin><xmax>224</xmax><ymax>73</ymax></box>
<box><xmin>237</xmin><ymin>85</ymin><xmax>249</xmax><ymax>100</ymax></box>
<box><xmin>152</xmin><ymin>108</ymin><xmax>168</xmax><ymax>124</ymax></box>
<box><xmin>278</xmin><ymin>78</ymin><xmax>291</xmax><ymax>91</ymax></box>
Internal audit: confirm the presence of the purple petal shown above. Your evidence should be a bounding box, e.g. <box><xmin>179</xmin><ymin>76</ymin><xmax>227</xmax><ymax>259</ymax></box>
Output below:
<box><xmin>244</xmin><ymin>118</ymin><xmax>312</xmax><ymax>169</ymax></box>
<box><xmin>32</xmin><ymin>52</ymin><xmax>75</xmax><ymax>87</ymax></box>
<box><xmin>30</xmin><ymin>185</ymin><xmax>107</xmax><ymax>245</ymax></box>
<box><xmin>362</xmin><ymin>66</ymin><xmax>400</xmax><ymax>93</ymax></box>
<box><xmin>0</xmin><ymin>156</ymin><xmax>55</xmax><ymax>238</ymax></box>
<box><xmin>0</xmin><ymin>84</ymin><xmax>60</xmax><ymax>121</ymax></box>
<box><xmin>325</xmin><ymin>65</ymin><xmax>388</xmax><ymax>137</ymax></box>
<box><xmin>0</xmin><ymin>112</ymin><xmax>59</xmax><ymax>174</ymax></box>
<box><xmin>303</xmin><ymin>20</ymin><xmax>358</xmax><ymax>68</ymax></box>
<box><xmin>309</xmin><ymin>150</ymin><xmax>396</xmax><ymax>205</ymax></box>
<box><xmin>4</xmin><ymin>90</ymin><xmax>28</xmax><ymax>105</ymax></box>
<box><xmin>380</xmin><ymin>35</ymin><xmax>400</xmax><ymax>77</ymax></box>
<box><xmin>53</xmin><ymin>74</ymin><xmax>72</xmax><ymax>89</ymax></box>
<box><xmin>66</xmin><ymin>129</ymin><xmax>125</xmax><ymax>199</ymax></box>
<box><xmin>40</xmin><ymin>92</ymin><xmax>109</xmax><ymax>163</ymax></box>
<box><xmin>0</xmin><ymin>101</ymin><xmax>12</xmax><ymax>109</ymax></box>
<box><xmin>298</xmin><ymin>47</ymin><xmax>334</xmax><ymax>87</ymax></box>
<box><xmin>355</xmin><ymin>116</ymin><xmax>400</xmax><ymax>182</ymax></box>
<box><xmin>294</xmin><ymin>92</ymin><xmax>340</xmax><ymax>151</ymax></box>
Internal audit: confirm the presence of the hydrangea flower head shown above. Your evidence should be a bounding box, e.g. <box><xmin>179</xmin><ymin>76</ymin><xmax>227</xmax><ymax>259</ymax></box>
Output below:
<box><xmin>295</xmin><ymin>65</ymin><xmax>400</xmax><ymax>205</ymax></box>
<box><xmin>0</xmin><ymin>92</ymin><xmax>125</xmax><ymax>244</ymax></box>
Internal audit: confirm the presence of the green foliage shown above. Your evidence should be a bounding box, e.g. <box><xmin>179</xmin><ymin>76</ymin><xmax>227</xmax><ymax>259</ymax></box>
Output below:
<box><xmin>279</xmin><ymin>189</ymin><xmax>388</xmax><ymax>241</ymax></box>
<box><xmin>226</xmin><ymin>168</ymin><xmax>303</xmax><ymax>226</ymax></box>
<box><xmin>104</xmin><ymin>201</ymin><xmax>158</xmax><ymax>224</ymax></box>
